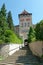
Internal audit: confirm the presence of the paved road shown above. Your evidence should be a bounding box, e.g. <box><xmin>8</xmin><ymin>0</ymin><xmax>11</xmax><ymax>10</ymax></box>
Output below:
<box><xmin>0</xmin><ymin>46</ymin><xmax>43</xmax><ymax>65</ymax></box>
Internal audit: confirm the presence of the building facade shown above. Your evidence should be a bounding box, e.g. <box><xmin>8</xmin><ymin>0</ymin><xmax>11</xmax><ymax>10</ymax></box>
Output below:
<box><xmin>18</xmin><ymin>10</ymin><xmax>32</xmax><ymax>41</ymax></box>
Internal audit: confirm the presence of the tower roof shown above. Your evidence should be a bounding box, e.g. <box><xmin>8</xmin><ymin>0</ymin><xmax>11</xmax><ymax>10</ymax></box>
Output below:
<box><xmin>18</xmin><ymin>10</ymin><xmax>32</xmax><ymax>17</ymax></box>
<box><xmin>21</xmin><ymin>10</ymin><xmax>29</xmax><ymax>14</ymax></box>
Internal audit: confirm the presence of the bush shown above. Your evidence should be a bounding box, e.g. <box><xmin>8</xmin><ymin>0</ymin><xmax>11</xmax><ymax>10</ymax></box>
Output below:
<box><xmin>0</xmin><ymin>29</ymin><xmax>22</xmax><ymax>44</ymax></box>
<box><xmin>4</xmin><ymin>30</ymin><xmax>22</xmax><ymax>43</ymax></box>
<box><xmin>0</xmin><ymin>40</ymin><xmax>4</xmax><ymax>44</ymax></box>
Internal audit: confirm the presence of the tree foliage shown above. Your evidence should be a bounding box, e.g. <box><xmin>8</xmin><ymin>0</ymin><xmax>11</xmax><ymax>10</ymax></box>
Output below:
<box><xmin>0</xmin><ymin>4</ymin><xmax>22</xmax><ymax>44</ymax></box>
<box><xmin>0</xmin><ymin>4</ymin><xmax>12</xmax><ymax>43</ymax></box>
<box><xmin>7</xmin><ymin>11</ymin><xmax>14</xmax><ymax>31</ymax></box>
<box><xmin>28</xmin><ymin>20</ymin><xmax>43</xmax><ymax>43</ymax></box>
<box><xmin>28</xmin><ymin>27</ymin><xmax>36</xmax><ymax>43</ymax></box>
<box><xmin>35</xmin><ymin>20</ymin><xmax>43</xmax><ymax>41</ymax></box>
<box><xmin>0</xmin><ymin>4</ymin><xmax>8</xmax><ymax>43</ymax></box>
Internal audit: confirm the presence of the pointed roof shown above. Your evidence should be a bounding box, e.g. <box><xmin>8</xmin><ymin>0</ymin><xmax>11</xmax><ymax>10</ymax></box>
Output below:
<box><xmin>18</xmin><ymin>10</ymin><xmax>32</xmax><ymax>17</ymax></box>
<box><xmin>21</xmin><ymin>10</ymin><xmax>29</xmax><ymax>14</ymax></box>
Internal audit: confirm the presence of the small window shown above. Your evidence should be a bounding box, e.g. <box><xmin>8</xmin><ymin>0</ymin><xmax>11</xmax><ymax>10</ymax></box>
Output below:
<box><xmin>26</xmin><ymin>18</ymin><xmax>30</xmax><ymax>21</ymax></box>
<box><xmin>28</xmin><ymin>22</ymin><xmax>29</xmax><ymax>27</ymax></box>
<box><xmin>21</xmin><ymin>23</ymin><xmax>23</xmax><ymax>27</ymax></box>
<box><xmin>25</xmin><ymin>23</ymin><xmax>26</xmax><ymax>27</ymax></box>
<box><xmin>20</xmin><ymin>19</ymin><xmax>24</xmax><ymax>21</ymax></box>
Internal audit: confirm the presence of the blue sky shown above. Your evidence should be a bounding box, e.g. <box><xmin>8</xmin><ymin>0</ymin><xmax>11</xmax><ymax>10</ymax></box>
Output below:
<box><xmin>0</xmin><ymin>0</ymin><xmax>43</xmax><ymax>25</ymax></box>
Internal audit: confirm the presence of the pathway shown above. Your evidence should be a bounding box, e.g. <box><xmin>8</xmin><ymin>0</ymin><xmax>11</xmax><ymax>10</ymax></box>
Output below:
<box><xmin>0</xmin><ymin>46</ymin><xmax>43</xmax><ymax>65</ymax></box>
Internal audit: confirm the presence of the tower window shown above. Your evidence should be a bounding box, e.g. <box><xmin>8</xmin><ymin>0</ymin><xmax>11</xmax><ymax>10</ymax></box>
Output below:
<box><xmin>26</xmin><ymin>18</ymin><xmax>30</xmax><ymax>21</ymax></box>
<box><xmin>25</xmin><ymin>23</ymin><xmax>26</xmax><ymax>27</ymax></box>
<box><xmin>28</xmin><ymin>22</ymin><xmax>29</xmax><ymax>27</ymax></box>
<box><xmin>21</xmin><ymin>23</ymin><xmax>23</xmax><ymax>27</ymax></box>
<box><xmin>20</xmin><ymin>19</ymin><xmax>24</xmax><ymax>21</ymax></box>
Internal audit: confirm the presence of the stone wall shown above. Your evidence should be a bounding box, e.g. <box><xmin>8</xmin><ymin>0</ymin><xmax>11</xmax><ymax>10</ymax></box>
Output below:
<box><xmin>0</xmin><ymin>44</ymin><xmax>22</xmax><ymax>59</ymax></box>
<box><xmin>9</xmin><ymin>44</ymin><xmax>22</xmax><ymax>55</ymax></box>
<box><xmin>29</xmin><ymin>41</ymin><xmax>43</xmax><ymax>57</ymax></box>
<box><xmin>1</xmin><ymin>44</ymin><xmax>9</xmax><ymax>59</ymax></box>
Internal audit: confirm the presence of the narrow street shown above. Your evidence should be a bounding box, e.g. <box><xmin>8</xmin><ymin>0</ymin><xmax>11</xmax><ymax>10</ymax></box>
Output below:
<box><xmin>0</xmin><ymin>46</ymin><xmax>43</xmax><ymax>65</ymax></box>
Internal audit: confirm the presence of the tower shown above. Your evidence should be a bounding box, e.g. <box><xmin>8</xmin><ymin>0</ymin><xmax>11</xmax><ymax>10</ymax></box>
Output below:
<box><xmin>18</xmin><ymin>10</ymin><xmax>32</xmax><ymax>42</ymax></box>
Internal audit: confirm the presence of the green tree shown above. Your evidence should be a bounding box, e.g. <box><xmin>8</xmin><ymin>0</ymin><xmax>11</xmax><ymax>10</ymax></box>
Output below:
<box><xmin>7</xmin><ymin>11</ymin><xmax>14</xmax><ymax>31</ymax></box>
<box><xmin>1</xmin><ymin>3</ymin><xmax>6</xmax><ymax>17</ymax></box>
<box><xmin>28</xmin><ymin>27</ymin><xmax>36</xmax><ymax>43</ymax></box>
<box><xmin>0</xmin><ymin>3</ymin><xmax>8</xmax><ymax>32</ymax></box>
<box><xmin>0</xmin><ymin>4</ymin><xmax>22</xmax><ymax>44</ymax></box>
<box><xmin>0</xmin><ymin>4</ymin><xmax>8</xmax><ymax>43</ymax></box>
<box><xmin>40</xmin><ymin>20</ymin><xmax>43</xmax><ymax>40</ymax></box>
<box><xmin>35</xmin><ymin>23</ymin><xmax>40</xmax><ymax>40</ymax></box>
<box><xmin>35</xmin><ymin>20</ymin><xmax>43</xmax><ymax>41</ymax></box>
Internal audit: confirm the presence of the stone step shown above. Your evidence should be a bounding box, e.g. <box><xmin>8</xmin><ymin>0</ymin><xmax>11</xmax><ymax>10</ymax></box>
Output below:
<box><xmin>0</xmin><ymin>63</ymin><xmax>43</xmax><ymax>65</ymax></box>
<box><xmin>16</xmin><ymin>63</ymin><xmax>24</xmax><ymax>65</ymax></box>
<box><xmin>16</xmin><ymin>60</ymin><xmax>38</xmax><ymax>64</ymax></box>
<box><xmin>0</xmin><ymin>62</ymin><xmax>15</xmax><ymax>65</ymax></box>
<box><xmin>16</xmin><ymin>62</ymin><xmax>40</xmax><ymax>65</ymax></box>
<box><xmin>0</xmin><ymin>63</ymin><xmax>13</xmax><ymax>65</ymax></box>
<box><xmin>0</xmin><ymin>47</ymin><xmax>42</xmax><ymax>65</ymax></box>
